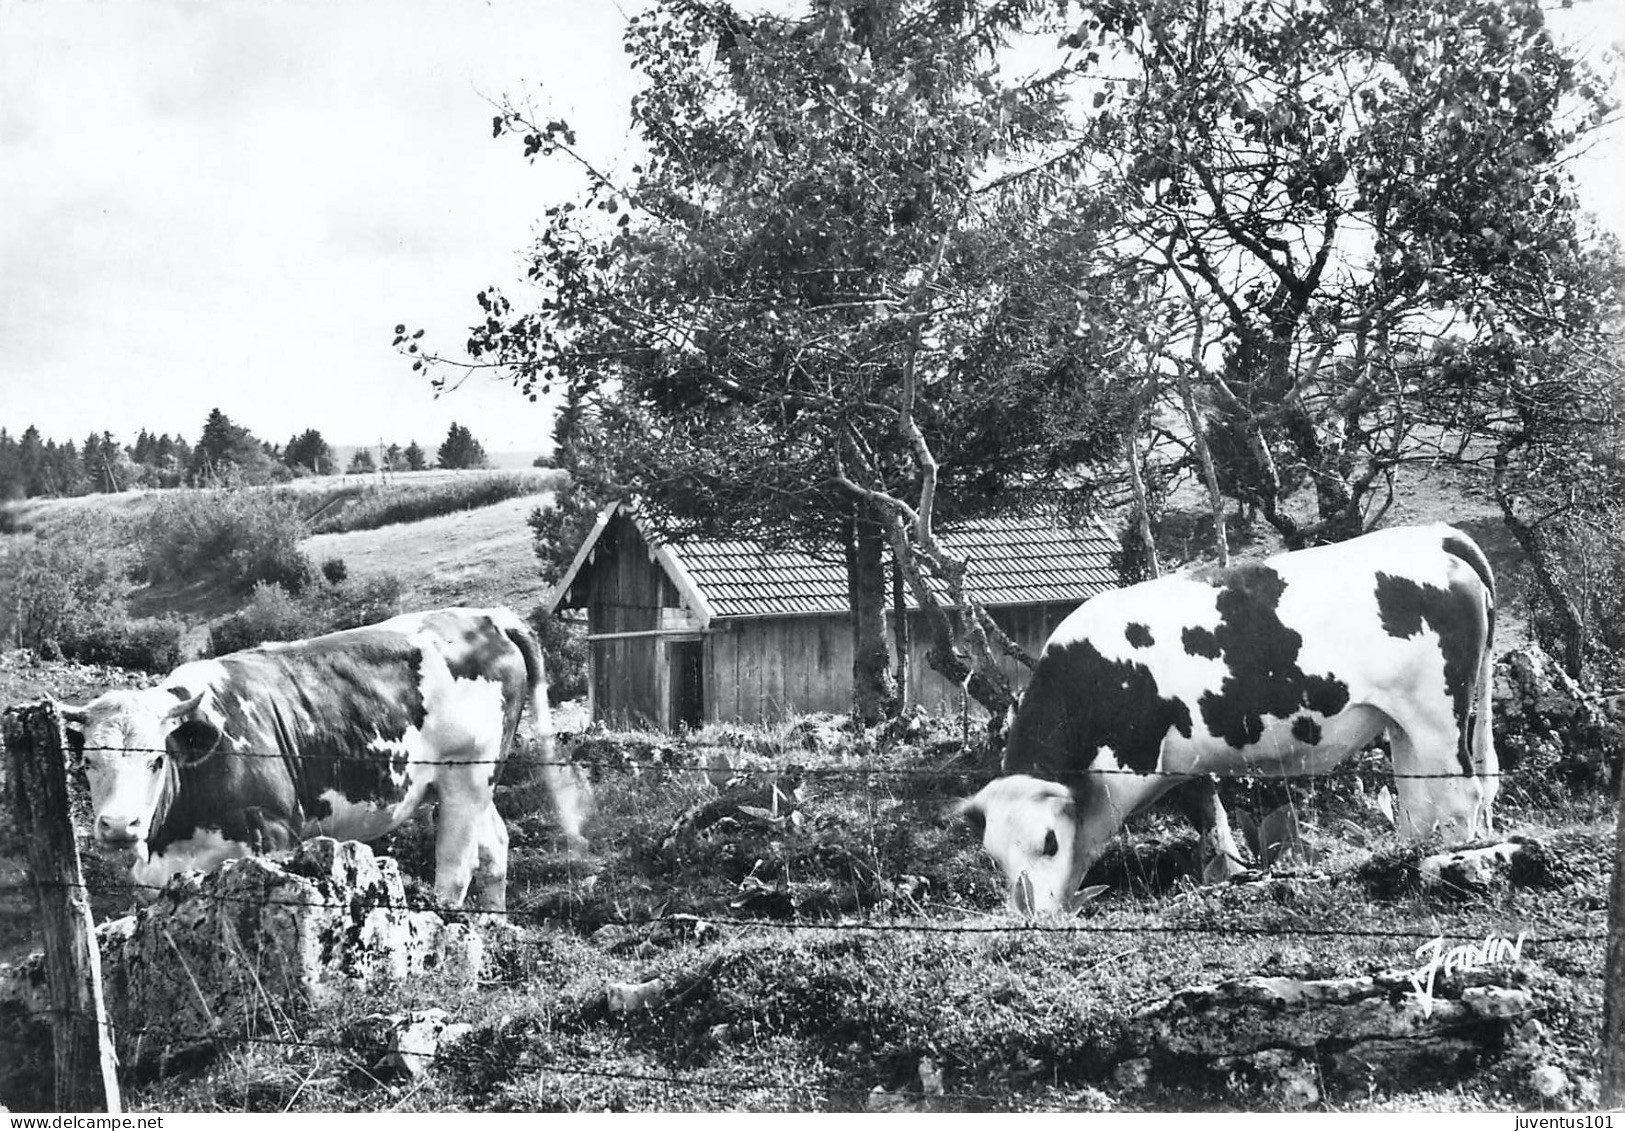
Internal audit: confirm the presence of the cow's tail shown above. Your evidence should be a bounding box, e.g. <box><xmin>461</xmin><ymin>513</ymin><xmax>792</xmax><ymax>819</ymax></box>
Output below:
<box><xmin>1443</xmin><ymin>528</ymin><xmax>1498</xmax><ymax>834</ymax></box>
<box><xmin>500</xmin><ymin>611</ymin><xmax>591</xmax><ymax>851</ymax></box>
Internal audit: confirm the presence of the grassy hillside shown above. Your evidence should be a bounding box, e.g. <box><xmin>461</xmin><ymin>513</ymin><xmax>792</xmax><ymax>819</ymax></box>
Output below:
<box><xmin>0</xmin><ymin>470</ymin><xmax>561</xmax><ymax>647</ymax></box>
<box><xmin>303</xmin><ymin>492</ymin><xmax>553</xmax><ymax>613</ymax></box>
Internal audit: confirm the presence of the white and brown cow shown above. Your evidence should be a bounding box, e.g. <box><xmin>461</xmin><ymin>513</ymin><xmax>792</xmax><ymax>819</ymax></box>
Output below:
<box><xmin>959</xmin><ymin>524</ymin><xmax>1497</xmax><ymax>915</ymax></box>
<box><xmin>59</xmin><ymin>606</ymin><xmax>583</xmax><ymax>909</ymax></box>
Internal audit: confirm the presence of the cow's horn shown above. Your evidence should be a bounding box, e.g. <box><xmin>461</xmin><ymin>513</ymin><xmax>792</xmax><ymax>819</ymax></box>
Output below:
<box><xmin>165</xmin><ymin>691</ymin><xmax>205</xmax><ymax>719</ymax></box>
<box><xmin>49</xmin><ymin>696</ymin><xmax>88</xmax><ymax>725</ymax></box>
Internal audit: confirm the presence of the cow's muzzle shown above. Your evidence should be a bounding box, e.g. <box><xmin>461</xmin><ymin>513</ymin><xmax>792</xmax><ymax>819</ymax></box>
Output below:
<box><xmin>95</xmin><ymin>815</ymin><xmax>144</xmax><ymax>846</ymax></box>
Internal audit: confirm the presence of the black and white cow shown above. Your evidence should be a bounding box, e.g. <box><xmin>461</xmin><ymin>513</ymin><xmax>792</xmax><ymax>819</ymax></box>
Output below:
<box><xmin>59</xmin><ymin>606</ymin><xmax>583</xmax><ymax>909</ymax></box>
<box><xmin>959</xmin><ymin>524</ymin><xmax>1497</xmax><ymax>915</ymax></box>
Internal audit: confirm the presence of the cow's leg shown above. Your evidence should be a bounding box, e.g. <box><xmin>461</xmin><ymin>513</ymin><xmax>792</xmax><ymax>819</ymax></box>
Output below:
<box><xmin>1471</xmin><ymin>645</ymin><xmax>1499</xmax><ymax>834</ymax></box>
<box><xmin>1174</xmin><ymin>776</ymin><xmax>1247</xmax><ymax>882</ymax></box>
<box><xmin>1388</xmin><ymin>716</ymin><xmax>1489</xmax><ymax>844</ymax></box>
<box><xmin>474</xmin><ymin>802</ymin><xmax>509</xmax><ymax>911</ymax></box>
<box><xmin>431</xmin><ymin>797</ymin><xmax>483</xmax><ymax>908</ymax></box>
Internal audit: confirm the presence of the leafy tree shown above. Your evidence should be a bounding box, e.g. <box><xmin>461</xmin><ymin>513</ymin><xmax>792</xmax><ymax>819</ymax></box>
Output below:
<box><xmin>436</xmin><ymin>422</ymin><xmax>488</xmax><ymax>470</ymax></box>
<box><xmin>346</xmin><ymin>448</ymin><xmax>378</xmax><ymax>474</ymax></box>
<box><xmin>403</xmin><ymin>440</ymin><xmax>429</xmax><ymax>471</ymax></box>
<box><xmin>418</xmin><ymin>0</ymin><xmax>1140</xmax><ymax>721</ymax></box>
<box><xmin>1068</xmin><ymin>0</ymin><xmax>1619</xmax><ymax>548</ymax></box>
<box><xmin>285</xmin><ymin>429</ymin><xmax>336</xmax><ymax>476</ymax></box>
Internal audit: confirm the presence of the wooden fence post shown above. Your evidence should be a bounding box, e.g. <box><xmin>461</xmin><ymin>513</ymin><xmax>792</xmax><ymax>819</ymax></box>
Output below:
<box><xmin>2</xmin><ymin>700</ymin><xmax>121</xmax><ymax>1113</ymax></box>
<box><xmin>1604</xmin><ymin>775</ymin><xmax>1625</xmax><ymax>1107</ymax></box>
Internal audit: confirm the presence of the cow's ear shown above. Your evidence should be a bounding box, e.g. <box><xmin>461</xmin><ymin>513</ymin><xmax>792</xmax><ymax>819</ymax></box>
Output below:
<box><xmin>167</xmin><ymin>717</ymin><xmax>225</xmax><ymax>767</ymax></box>
<box><xmin>952</xmin><ymin>795</ymin><xmax>987</xmax><ymax>838</ymax></box>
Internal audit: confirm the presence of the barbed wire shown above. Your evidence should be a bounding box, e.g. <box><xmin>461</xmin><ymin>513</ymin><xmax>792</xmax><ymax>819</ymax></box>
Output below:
<box><xmin>0</xmin><ymin>875</ymin><xmax>1608</xmax><ymax>945</ymax></box>
<box><xmin>52</xmin><ymin>741</ymin><xmax>1538</xmax><ymax>781</ymax></box>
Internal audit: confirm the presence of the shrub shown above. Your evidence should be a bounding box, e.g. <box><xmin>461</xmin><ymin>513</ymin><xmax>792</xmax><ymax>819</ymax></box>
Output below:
<box><xmin>61</xmin><ymin>617</ymin><xmax>186</xmax><ymax>673</ymax></box>
<box><xmin>311</xmin><ymin>573</ymin><xmax>404</xmax><ymax>632</ymax></box>
<box><xmin>9</xmin><ymin>521</ymin><xmax>134</xmax><ymax>653</ymax></box>
<box><xmin>142</xmin><ymin>490</ymin><xmax>313</xmax><ymax>594</ymax></box>
<box><xmin>208</xmin><ymin>573</ymin><xmax>405</xmax><ymax>655</ymax></box>
<box><xmin>209</xmin><ymin>583</ymin><xmax>317</xmax><ymax>654</ymax></box>
<box><xmin>321</xmin><ymin>557</ymin><xmax>349</xmax><ymax>584</ymax></box>
<box><xmin>529</xmin><ymin>607</ymin><xmax>587</xmax><ymax>705</ymax></box>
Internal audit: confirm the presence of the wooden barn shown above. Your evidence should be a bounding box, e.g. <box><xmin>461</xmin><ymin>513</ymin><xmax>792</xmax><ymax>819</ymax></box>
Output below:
<box><xmin>545</xmin><ymin>501</ymin><xmax>1123</xmax><ymax>730</ymax></box>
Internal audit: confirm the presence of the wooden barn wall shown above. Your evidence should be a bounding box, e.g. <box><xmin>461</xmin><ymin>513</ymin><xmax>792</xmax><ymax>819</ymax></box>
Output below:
<box><xmin>905</xmin><ymin>601</ymin><xmax>1082</xmax><ymax>716</ymax></box>
<box><xmin>695</xmin><ymin>600</ymin><xmax>1085</xmax><ymax>727</ymax></box>
<box><xmin>587</xmin><ymin>514</ymin><xmax>680</xmax><ymax>730</ymax></box>
<box><xmin>706</xmin><ymin>615</ymin><xmax>853</xmax><ymax>725</ymax></box>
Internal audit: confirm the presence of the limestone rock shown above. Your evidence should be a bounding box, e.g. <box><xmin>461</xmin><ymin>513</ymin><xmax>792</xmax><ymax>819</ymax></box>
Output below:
<box><xmin>1</xmin><ymin>838</ymin><xmax>513</xmax><ymax>1066</ymax></box>
<box><xmin>1124</xmin><ymin>968</ymin><xmax>1535</xmax><ymax>1100</ymax></box>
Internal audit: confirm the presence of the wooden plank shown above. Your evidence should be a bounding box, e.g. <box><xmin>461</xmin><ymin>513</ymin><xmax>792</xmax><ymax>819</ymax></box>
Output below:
<box><xmin>3</xmin><ymin>701</ymin><xmax>121</xmax><ymax>1113</ymax></box>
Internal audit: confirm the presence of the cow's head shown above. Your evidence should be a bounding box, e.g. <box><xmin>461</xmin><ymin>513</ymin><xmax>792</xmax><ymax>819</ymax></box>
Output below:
<box><xmin>957</xmin><ymin>774</ymin><xmax>1080</xmax><ymax>916</ymax></box>
<box><xmin>59</xmin><ymin>688</ymin><xmax>219</xmax><ymax>851</ymax></box>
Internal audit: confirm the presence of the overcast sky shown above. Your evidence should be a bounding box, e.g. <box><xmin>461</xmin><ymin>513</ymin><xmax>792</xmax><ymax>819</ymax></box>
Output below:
<box><xmin>3</xmin><ymin>1</ymin><xmax>1624</xmax><ymax>457</ymax></box>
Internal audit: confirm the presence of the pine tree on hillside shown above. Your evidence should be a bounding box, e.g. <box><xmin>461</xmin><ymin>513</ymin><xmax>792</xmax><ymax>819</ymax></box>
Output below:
<box><xmin>0</xmin><ymin>429</ymin><xmax>20</xmax><ymax>501</ymax></box>
<box><xmin>403</xmin><ymin>441</ymin><xmax>428</xmax><ymax>471</ymax></box>
<box><xmin>190</xmin><ymin>408</ymin><xmax>279</xmax><ymax>485</ymax></box>
<box><xmin>436</xmin><ymin>423</ymin><xmax>487</xmax><ymax>470</ymax></box>
<box><xmin>347</xmin><ymin>448</ymin><xmax>377</xmax><ymax>474</ymax></box>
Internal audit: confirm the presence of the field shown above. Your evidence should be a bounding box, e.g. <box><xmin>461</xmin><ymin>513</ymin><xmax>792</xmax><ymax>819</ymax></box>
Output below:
<box><xmin>0</xmin><ymin>468</ymin><xmax>1617</xmax><ymax>1112</ymax></box>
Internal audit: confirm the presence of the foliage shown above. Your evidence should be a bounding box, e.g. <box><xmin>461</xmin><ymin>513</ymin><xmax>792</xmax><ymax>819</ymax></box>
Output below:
<box><xmin>57</xmin><ymin>615</ymin><xmax>187</xmax><ymax>673</ymax></box>
<box><xmin>208</xmin><ymin>582</ymin><xmax>317</xmax><ymax>654</ymax></box>
<box><xmin>347</xmin><ymin>448</ymin><xmax>378</xmax><ymax>475</ymax></box>
<box><xmin>191</xmin><ymin>407</ymin><xmax>285</xmax><ymax>487</ymax></box>
<box><xmin>285</xmin><ymin>429</ymin><xmax>337</xmax><ymax>476</ymax></box>
<box><xmin>141</xmin><ymin>489</ymin><xmax>314</xmax><ymax>594</ymax></box>
<box><xmin>321</xmin><ymin>557</ymin><xmax>349</xmax><ymax>584</ymax></box>
<box><xmin>526</xmin><ymin>475</ymin><xmax>603</xmax><ymax>587</ymax></box>
<box><xmin>1069</xmin><ymin>0</ymin><xmax>1622</xmax><ymax>546</ymax></box>
<box><xmin>1521</xmin><ymin>508</ymin><xmax>1625</xmax><ymax>687</ymax></box>
<box><xmin>419</xmin><ymin>0</ymin><xmax>1142</xmax><ymax>718</ymax></box>
<box><xmin>208</xmin><ymin>573</ymin><xmax>406</xmax><ymax>654</ymax></box>
<box><xmin>436</xmin><ymin>422</ymin><xmax>489</xmax><ymax>470</ymax></box>
<box><xmin>527</xmin><ymin>605</ymin><xmax>587</xmax><ymax>705</ymax></box>
<box><xmin>8</xmin><ymin>518</ymin><xmax>135</xmax><ymax>653</ymax></box>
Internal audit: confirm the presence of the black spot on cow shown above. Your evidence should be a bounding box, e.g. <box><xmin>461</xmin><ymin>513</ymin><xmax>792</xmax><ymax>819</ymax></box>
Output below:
<box><xmin>1193</xmin><ymin>564</ymin><xmax>1350</xmax><ymax>749</ymax></box>
<box><xmin>1291</xmin><ymin>716</ymin><xmax>1322</xmax><ymax>746</ymax></box>
<box><xmin>1375</xmin><ymin>570</ymin><xmax>1485</xmax><ymax>774</ymax></box>
<box><xmin>1182</xmin><ymin>626</ymin><xmax>1221</xmax><ymax>660</ymax></box>
<box><xmin>443</xmin><ymin>614</ymin><xmax>514</xmax><ymax>683</ymax></box>
<box><xmin>1125</xmin><ymin>622</ymin><xmax>1155</xmax><ymax>649</ymax></box>
<box><xmin>203</xmin><ymin>637</ymin><xmax>429</xmax><ymax>823</ymax></box>
<box><xmin>1005</xmin><ymin>637</ymin><xmax>1194</xmax><ymax>781</ymax></box>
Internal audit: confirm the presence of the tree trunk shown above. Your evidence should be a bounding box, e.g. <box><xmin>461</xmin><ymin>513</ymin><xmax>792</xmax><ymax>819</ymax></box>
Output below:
<box><xmin>1124</xmin><ymin>415</ymin><xmax>1162</xmax><ymax>578</ymax></box>
<box><xmin>846</xmin><ymin>511</ymin><xmax>900</xmax><ymax>725</ymax></box>
<box><xmin>1176</xmin><ymin>365</ymin><xmax>1228</xmax><ymax>567</ymax></box>
<box><xmin>891</xmin><ymin>555</ymin><xmax>910</xmax><ymax>709</ymax></box>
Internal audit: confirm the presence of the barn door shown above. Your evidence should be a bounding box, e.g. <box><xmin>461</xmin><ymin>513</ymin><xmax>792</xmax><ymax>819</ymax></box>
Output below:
<box><xmin>670</xmin><ymin>640</ymin><xmax>705</xmax><ymax>730</ymax></box>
